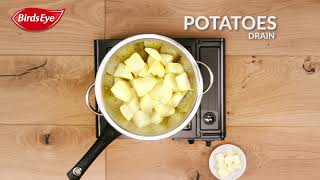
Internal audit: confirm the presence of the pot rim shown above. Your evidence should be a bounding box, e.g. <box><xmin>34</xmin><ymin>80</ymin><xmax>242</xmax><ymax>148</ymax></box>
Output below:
<box><xmin>95</xmin><ymin>34</ymin><xmax>203</xmax><ymax>140</ymax></box>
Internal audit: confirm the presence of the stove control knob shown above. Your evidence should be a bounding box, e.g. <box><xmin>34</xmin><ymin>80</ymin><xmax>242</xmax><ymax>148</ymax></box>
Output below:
<box><xmin>203</xmin><ymin>112</ymin><xmax>216</xmax><ymax>125</ymax></box>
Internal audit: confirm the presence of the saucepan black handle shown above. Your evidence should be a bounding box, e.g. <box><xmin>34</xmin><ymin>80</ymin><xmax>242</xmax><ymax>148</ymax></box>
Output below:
<box><xmin>67</xmin><ymin>128</ymin><xmax>121</xmax><ymax>180</ymax></box>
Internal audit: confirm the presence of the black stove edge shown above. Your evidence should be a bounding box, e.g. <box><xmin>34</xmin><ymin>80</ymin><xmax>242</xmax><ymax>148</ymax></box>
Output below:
<box><xmin>221</xmin><ymin>38</ymin><xmax>226</xmax><ymax>140</ymax></box>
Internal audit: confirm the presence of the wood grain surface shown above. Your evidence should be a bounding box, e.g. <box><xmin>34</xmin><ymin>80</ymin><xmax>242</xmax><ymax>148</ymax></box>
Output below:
<box><xmin>226</xmin><ymin>55</ymin><xmax>320</xmax><ymax>127</ymax></box>
<box><xmin>0</xmin><ymin>56</ymin><xmax>95</xmax><ymax>125</ymax></box>
<box><xmin>0</xmin><ymin>0</ymin><xmax>104</xmax><ymax>55</ymax></box>
<box><xmin>105</xmin><ymin>0</ymin><xmax>320</xmax><ymax>55</ymax></box>
<box><xmin>0</xmin><ymin>125</ymin><xmax>104</xmax><ymax>180</ymax></box>
<box><xmin>106</xmin><ymin>127</ymin><xmax>320</xmax><ymax>180</ymax></box>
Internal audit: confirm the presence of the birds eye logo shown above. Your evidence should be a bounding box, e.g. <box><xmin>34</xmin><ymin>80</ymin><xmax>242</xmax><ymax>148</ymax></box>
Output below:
<box><xmin>11</xmin><ymin>8</ymin><xmax>65</xmax><ymax>31</ymax></box>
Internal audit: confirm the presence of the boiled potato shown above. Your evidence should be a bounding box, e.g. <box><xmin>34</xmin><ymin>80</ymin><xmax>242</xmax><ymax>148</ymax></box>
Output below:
<box><xmin>120</xmin><ymin>104</ymin><xmax>135</xmax><ymax>121</ymax></box>
<box><xmin>224</xmin><ymin>155</ymin><xmax>233</xmax><ymax>166</ymax></box>
<box><xmin>132</xmin><ymin>71</ymin><xmax>140</xmax><ymax>77</ymax></box>
<box><xmin>150</xmin><ymin>83</ymin><xmax>173</xmax><ymax>104</ymax></box>
<box><xmin>108</xmin><ymin>41</ymin><xmax>193</xmax><ymax>129</ymax></box>
<box><xmin>145</xmin><ymin>48</ymin><xmax>162</xmax><ymax>61</ymax></box>
<box><xmin>127</xmin><ymin>96</ymin><xmax>139</xmax><ymax>114</ymax></box>
<box><xmin>166</xmin><ymin>63</ymin><xmax>184</xmax><ymax>74</ymax></box>
<box><xmin>227</xmin><ymin>163</ymin><xmax>241</xmax><ymax>172</ymax></box>
<box><xmin>124</xmin><ymin>52</ymin><xmax>145</xmax><ymax>73</ymax></box>
<box><xmin>176</xmin><ymin>72</ymin><xmax>191</xmax><ymax>91</ymax></box>
<box><xmin>144</xmin><ymin>40</ymin><xmax>162</xmax><ymax>50</ymax></box>
<box><xmin>160</xmin><ymin>44</ymin><xmax>179</xmax><ymax>60</ymax></box>
<box><xmin>217</xmin><ymin>161</ymin><xmax>227</xmax><ymax>170</ymax></box>
<box><xmin>216</xmin><ymin>153</ymin><xmax>225</xmax><ymax>163</ymax></box>
<box><xmin>113</xmin><ymin>63</ymin><xmax>133</xmax><ymax>80</ymax></box>
<box><xmin>133</xmin><ymin>110</ymin><xmax>151</xmax><ymax>128</ymax></box>
<box><xmin>226</xmin><ymin>148</ymin><xmax>235</xmax><ymax>156</ymax></box>
<box><xmin>159</xmin><ymin>84</ymin><xmax>173</xmax><ymax>104</ymax></box>
<box><xmin>151</xmin><ymin>112</ymin><xmax>164</xmax><ymax>124</ymax></box>
<box><xmin>130</xmin><ymin>87</ymin><xmax>139</xmax><ymax>99</ymax></box>
<box><xmin>111</xmin><ymin>80</ymin><xmax>132</xmax><ymax>102</ymax></box>
<box><xmin>231</xmin><ymin>155</ymin><xmax>241</xmax><ymax>165</ymax></box>
<box><xmin>163</xmin><ymin>73</ymin><xmax>178</xmax><ymax>91</ymax></box>
<box><xmin>149</xmin><ymin>83</ymin><xmax>162</xmax><ymax>100</ymax></box>
<box><xmin>234</xmin><ymin>163</ymin><xmax>242</xmax><ymax>170</ymax></box>
<box><xmin>138</xmin><ymin>64</ymin><xmax>151</xmax><ymax>77</ymax></box>
<box><xmin>175</xmin><ymin>92</ymin><xmax>193</xmax><ymax>113</ymax></box>
<box><xmin>114</xmin><ymin>77</ymin><xmax>124</xmax><ymax>84</ymax></box>
<box><xmin>218</xmin><ymin>168</ymin><xmax>230</xmax><ymax>178</ymax></box>
<box><xmin>155</xmin><ymin>104</ymin><xmax>175</xmax><ymax>117</ymax></box>
<box><xmin>147</xmin><ymin>56</ymin><xmax>156</xmax><ymax>67</ymax></box>
<box><xmin>148</xmin><ymin>61</ymin><xmax>165</xmax><ymax>77</ymax></box>
<box><xmin>132</xmin><ymin>77</ymin><xmax>158</xmax><ymax>97</ymax></box>
<box><xmin>140</xmin><ymin>94</ymin><xmax>156</xmax><ymax>114</ymax></box>
<box><xmin>168</xmin><ymin>91</ymin><xmax>187</xmax><ymax>107</ymax></box>
<box><xmin>160</xmin><ymin>54</ymin><xmax>173</xmax><ymax>65</ymax></box>
<box><xmin>215</xmin><ymin>149</ymin><xmax>243</xmax><ymax>178</ymax></box>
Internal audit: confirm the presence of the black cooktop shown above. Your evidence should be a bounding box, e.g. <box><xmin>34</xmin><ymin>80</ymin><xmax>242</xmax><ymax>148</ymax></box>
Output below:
<box><xmin>94</xmin><ymin>38</ymin><xmax>225</xmax><ymax>146</ymax></box>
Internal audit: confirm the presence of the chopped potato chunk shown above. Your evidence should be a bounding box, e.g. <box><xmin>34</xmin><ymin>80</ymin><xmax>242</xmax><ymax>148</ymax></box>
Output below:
<box><xmin>150</xmin><ymin>83</ymin><xmax>173</xmax><ymax>104</ymax></box>
<box><xmin>132</xmin><ymin>77</ymin><xmax>158</xmax><ymax>97</ymax></box>
<box><xmin>138</xmin><ymin>64</ymin><xmax>151</xmax><ymax>77</ymax></box>
<box><xmin>215</xmin><ymin>149</ymin><xmax>243</xmax><ymax>178</ymax></box>
<box><xmin>217</xmin><ymin>161</ymin><xmax>227</xmax><ymax>170</ymax></box>
<box><xmin>147</xmin><ymin>56</ymin><xmax>156</xmax><ymax>67</ymax></box>
<box><xmin>218</xmin><ymin>168</ymin><xmax>229</xmax><ymax>178</ymax></box>
<box><xmin>124</xmin><ymin>52</ymin><xmax>145</xmax><ymax>73</ymax></box>
<box><xmin>133</xmin><ymin>110</ymin><xmax>151</xmax><ymax>128</ymax></box>
<box><xmin>120</xmin><ymin>104</ymin><xmax>135</xmax><ymax>121</ymax></box>
<box><xmin>113</xmin><ymin>63</ymin><xmax>133</xmax><ymax>80</ymax></box>
<box><xmin>140</xmin><ymin>94</ymin><xmax>156</xmax><ymax>114</ymax></box>
<box><xmin>111</xmin><ymin>81</ymin><xmax>132</xmax><ymax>102</ymax></box>
<box><xmin>107</xmin><ymin>41</ymin><xmax>193</xmax><ymax>129</ymax></box>
<box><xmin>148</xmin><ymin>61</ymin><xmax>165</xmax><ymax>77</ymax></box>
<box><xmin>155</xmin><ymin>104</ymin><xmax>175</xmax><ymax>117</ymax></box>
<box><xmin>176</xmin><ymin>72</ymin><xmax>191</xmax><ymax>91</ymax></box>
<box><xmin>145</xmin><ymin>48</ymin><xmax>162</xmax><ymax>61</ymax></box>
<box><xmin>167</xmin><ymin>91</ymin><xmax>187</xmax><ymax>107</ymax></box>
<box><xmin>114</xmin><ymin>77</ymin><xmax>124</xmax><ymax>84</ymax></box>
<box><xmin>127</xmin><ymin>97</ymin><xmax>139</xmax><ymax>114</ymax></box>
<box><xmin>166</xmin><ymin>63</ymin><xmax>184</xmax><ymax>74</ymax></box>
<box><xmin>160</xmin><ymin>54</ymin><xmax>173</xmax><ymax>65</ymax></box>
<box><xmin>163</xmin><ymin>73</ymin><xmax>178</xmax><ymax>91</ymax></box>
<box><xmin>216</xmin><ymin>153</ymin><xmax>225</xmax><ymax>163</ymax></box>
<box><xmin>151</xmin><ymin>112</ymin><xmax>164</xmax><ymax>124</ymax></box>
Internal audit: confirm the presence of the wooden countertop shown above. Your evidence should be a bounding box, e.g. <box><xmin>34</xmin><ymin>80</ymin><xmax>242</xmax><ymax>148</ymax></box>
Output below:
<box><xmin>1</xmin><ymin>0</ymin><xmax>320</xmax><ymax>179</ymax></box>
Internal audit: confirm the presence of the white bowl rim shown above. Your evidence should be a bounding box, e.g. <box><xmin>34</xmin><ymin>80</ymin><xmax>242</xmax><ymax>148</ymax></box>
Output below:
<box><xmin>209</xmin><ymin>144</ymin><xmax>247</xmax><ymax>180</ymax></box>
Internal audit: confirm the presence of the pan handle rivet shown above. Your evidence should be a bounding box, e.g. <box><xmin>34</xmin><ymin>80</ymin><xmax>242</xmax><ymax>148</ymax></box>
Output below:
<box><xmin>72</xmin><ymin>167</ymin><xmax>82</xmax><ymax>176</ymax></box>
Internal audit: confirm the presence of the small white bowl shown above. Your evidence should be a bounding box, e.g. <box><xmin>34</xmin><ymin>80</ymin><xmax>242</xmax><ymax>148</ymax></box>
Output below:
<box><xmin>209</xmin><ymin>144</ymin><xmax>247</xmax><ymax>180</ymax></box>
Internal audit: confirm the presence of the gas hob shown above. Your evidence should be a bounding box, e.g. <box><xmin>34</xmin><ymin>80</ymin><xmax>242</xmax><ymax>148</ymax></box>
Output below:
<box><xmin>94</xmin><ymin>38</ymin><xmax>225</xmax><ymax>146</ymax></box>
